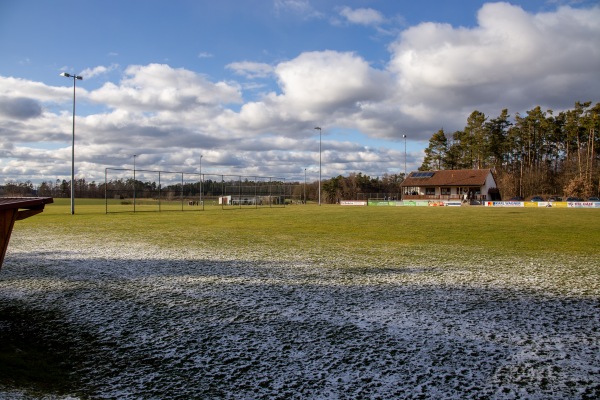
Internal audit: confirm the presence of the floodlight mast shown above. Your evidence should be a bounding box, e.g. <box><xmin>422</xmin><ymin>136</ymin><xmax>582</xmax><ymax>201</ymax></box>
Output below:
<box><xmin>403</xmin><ymin>134</ymin><xmax>407</xmax><ymax>178</ymax></box>
<box><xmin>60</xmin><ymin>71</ymin><xmax>83</xmax><ymax>215</ymax></box>
<box><xmin>199</xmin><ymin>154</ymin><xmax>203</xmax><ymax>206</ymax></box>
<box><xmin>133</xmin><ymin>155</ymin><xmax>137</xmax><ymax>212</ymax></box>
<box><xmin>304</xmin><ymin>168</ymin><xmax>306</xmax><ymax>205</ymax></box>
<box><xmin>314</xmin><ymin>127</ymin><xmax>322</xmax><ymax>206</ymax></box>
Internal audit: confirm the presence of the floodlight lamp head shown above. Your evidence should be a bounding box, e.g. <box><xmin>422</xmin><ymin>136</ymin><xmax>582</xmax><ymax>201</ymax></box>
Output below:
<box><xmin>314</xmin><ymin>127</ymin><xmax>321</xmax><ymax>130</ymax></box>
<box><xmin>60</xmin><ymin>72</ymin><xmax>71</xmax><ymax>78</ymax></box>
<box><xmin>75</xmin><ymin>75</ymin><xmax>83</xmax><ymax>80</ymax></box>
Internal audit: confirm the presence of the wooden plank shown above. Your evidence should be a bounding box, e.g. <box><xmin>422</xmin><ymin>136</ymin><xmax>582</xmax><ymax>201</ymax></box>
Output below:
<box><xmin>0</xmin><ymin>208</ymin><xmax>18</xmax><ymax>269</ymax></box>
<box><xmin>0</xmin><ymin>197</ymin><xmax>53</xmax><ymax>270</ymax></box>
<box><xmin>0</xmin><ymin>197</ymin><xmax>53</xmax><ymax>211</ymax></box>
<box><xmin>16</xmin><ymin>208</ymin><xmax>45</xmax><ymax>221</ymax></box>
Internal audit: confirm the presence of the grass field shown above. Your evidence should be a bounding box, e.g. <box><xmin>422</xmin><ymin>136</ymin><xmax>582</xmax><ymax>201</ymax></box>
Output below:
<box><xmin>1</xmin><ymin>199</ymin><xmax>599</xmax><ymax>398</ymax></box>
<box><xmin>28</xmin><ymin>198</ymin><xmax>600</xmax><ymax>255</ymax></box>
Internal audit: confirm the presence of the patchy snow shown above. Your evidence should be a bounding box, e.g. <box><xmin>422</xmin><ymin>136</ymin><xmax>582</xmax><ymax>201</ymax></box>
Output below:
<box><xmin>1</xmin><ymin>232</ymin><xmax>599</xmax><ymax>399</ymax></box>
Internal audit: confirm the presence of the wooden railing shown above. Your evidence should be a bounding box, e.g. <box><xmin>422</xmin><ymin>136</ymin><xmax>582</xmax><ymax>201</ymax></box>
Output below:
<box><xmin>0</xmin><ymin>197</ymin><xmax>53</xmax><ymax>269</ymax></box>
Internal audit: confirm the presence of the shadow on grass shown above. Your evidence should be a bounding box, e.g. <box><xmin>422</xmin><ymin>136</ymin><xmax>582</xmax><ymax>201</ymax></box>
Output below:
<box><xmin>1</xmin><ymin>251</ymin><xmax>599</xmax><ymax>399</ymax></box>
<box><xmin>0</xmin><ymin>299</ymin><xmax>95</xmax><ymax>398</ymax></box>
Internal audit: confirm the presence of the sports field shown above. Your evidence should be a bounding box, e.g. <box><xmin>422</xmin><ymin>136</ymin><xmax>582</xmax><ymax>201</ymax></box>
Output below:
<box><xmin>1</xmin><ymin>200</ymin><xmax>599</xmax><ymax>399</ymax></box>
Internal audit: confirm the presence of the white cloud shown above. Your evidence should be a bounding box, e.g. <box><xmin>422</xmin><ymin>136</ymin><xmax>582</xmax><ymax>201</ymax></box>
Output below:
<box><xmin>338</xmin><ymin>7</ymin><xmax>386</xmax><ymax>26</ymax></box>
<box><xmin>388</xmin><ymin>2</ymin><xmax>600</xmax><ymax>115</ymax></box>
<box><xmin>89</xmin><ymin>64</ymin><xmax>242</xmax><ymax>112</ymax></box>
<box><xmin>273</xmin><ymin>0</ymin><xmax>322</xmax><ymax>19</ymax></box>
<box><xmin>80</xmin><ymin>64</ymin><xmax>120</xmax><ymax>79</ymax></box>
<box><xmin>226</xmin><ymin>61</ymin><xmax>274</xmax><ymax>79</ymax></box>
<box><xmin>274</xmin><ymin>50</ymin><xmax>392</xmax><ymax>113</ymax></box>
<box><xmin>0</xmin><ymin>76</ymin><xmax>75</xmax><ymax>103</ymax></box>
<box><xmin>226</xmin><ymin>51</ymin><xmax>395</xmax><ymax>137</ymax></box>
<box><xmin>198</xmin><ymin>52</ymin><xmax>213</xmax><ymax>59</ymax></box>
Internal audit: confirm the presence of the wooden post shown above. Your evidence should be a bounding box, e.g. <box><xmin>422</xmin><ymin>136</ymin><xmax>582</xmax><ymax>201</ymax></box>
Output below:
<box><xmin>0</xmin><ymin>198</ymin><xmax>53</xmax><ymax>270</ymax></box>
<box><xmin>0</xmin><ymin>208</ymin><xmax>19</xmax><ymax>268</ymax></box>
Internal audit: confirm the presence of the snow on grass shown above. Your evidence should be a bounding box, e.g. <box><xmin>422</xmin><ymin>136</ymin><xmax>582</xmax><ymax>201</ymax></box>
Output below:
<box><xmin>1</xmin><ymin>232</ymin><xmax>599</xmax><ymax>399</ymax></box>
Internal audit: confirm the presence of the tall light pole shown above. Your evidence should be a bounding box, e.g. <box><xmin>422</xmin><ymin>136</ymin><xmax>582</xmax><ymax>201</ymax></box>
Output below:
<box><xmin>314</xmin><ymin>127</ymin><xmax>322</xmax><ymax>205</ymax></box>
<box><xmin>133</xmin><ymin>154</ymin><xmax>137</xmax><ymax>212</ymax></box>
<box><xmin>60</xmin><ymin>72</ymin><xmax>83</xmax><ymax>215</ymax></box>
<box><xmin>403</xmin><ymin>134</ymin><xmax>407</xmax><ymax>178</ymax></box>
<box><xmin>199</xmin><ymin>154</ymin><xmax>203</xmax><ymax>206</ymax></box>
<box><xmin>304</xmin><ymin>168</ymin><xmax>306</xmax><ymax>204</ymax></box>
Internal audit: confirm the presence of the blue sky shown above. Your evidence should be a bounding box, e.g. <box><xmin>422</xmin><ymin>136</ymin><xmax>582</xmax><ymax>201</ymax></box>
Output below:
<box><xmin>1</xmin><ymin>0</ymin><xmax>599</xmax><ymax>185</ymax></box>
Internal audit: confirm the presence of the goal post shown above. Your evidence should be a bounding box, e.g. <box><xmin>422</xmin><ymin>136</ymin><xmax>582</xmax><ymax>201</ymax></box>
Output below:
<box><xmin>104</xmin><ymin>168</ymin><xmax>205</xmax><ymax>213</ymax></box>
<box><xmin>104</xmin><ymin>168</ymin><xmax>286</xmax><ymax>213</ymax></box>
<box><xmin>214</xmin><ymin>175</ymin><xmax>287</xmax><ymax>209</ymax></box>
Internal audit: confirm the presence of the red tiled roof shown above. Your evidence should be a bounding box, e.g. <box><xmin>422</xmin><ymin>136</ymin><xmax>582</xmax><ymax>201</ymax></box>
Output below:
<box><xmin>401</xmin><ymin>169</ymin><xmax>492</xmax><ymax>187</ymax></box>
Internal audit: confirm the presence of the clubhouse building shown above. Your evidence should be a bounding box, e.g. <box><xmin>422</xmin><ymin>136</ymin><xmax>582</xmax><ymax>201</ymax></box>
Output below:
<box><xmin>401</xmin><ymin>169</ymin><xmax>500</xmax><ymax>202</ymax></box>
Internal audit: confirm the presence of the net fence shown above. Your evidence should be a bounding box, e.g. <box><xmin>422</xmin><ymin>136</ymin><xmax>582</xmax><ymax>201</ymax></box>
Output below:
<box><xmin>104</xmin><ymin>168</ymin><xmax>289</xmax><ymax>213</ymax></box>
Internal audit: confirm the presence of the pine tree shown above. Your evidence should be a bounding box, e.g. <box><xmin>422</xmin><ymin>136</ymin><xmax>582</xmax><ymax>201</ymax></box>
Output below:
<box><xmin>420</xmin><ymin>129</ymin><xmax>448</xmax><ymax>170</ymax></box>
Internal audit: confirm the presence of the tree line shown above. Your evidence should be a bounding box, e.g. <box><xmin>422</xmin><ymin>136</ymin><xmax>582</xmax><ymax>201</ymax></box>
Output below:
<box><xmin>314</xmin><ymin>173</ymin><xmax>404</xmax><ymax>203</ymax></box>
<box><xmin>1</xmin><ymin>179</ymin><xmax>105</xmax><ymax>198</ymax></box>
<box><xmin>420</xmin><ymin>101</ymin><xmax>600</xmax><ymax>199</ymax></box>
<box><xmin>0</xmin><ymin>178</ymin><xmax>291</xmax><ymax>199</ymax></box>
<box><xmin>2</xmin><ymin>174</ymin><xmax>403</xmax><ymax>204</ymax></box>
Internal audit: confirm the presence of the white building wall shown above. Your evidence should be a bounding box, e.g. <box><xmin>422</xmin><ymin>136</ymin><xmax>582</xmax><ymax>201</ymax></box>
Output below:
<box><xmin>481</xmin><ymin>173</ymin><xmax>497</xmax><ymax>195</ymax></box>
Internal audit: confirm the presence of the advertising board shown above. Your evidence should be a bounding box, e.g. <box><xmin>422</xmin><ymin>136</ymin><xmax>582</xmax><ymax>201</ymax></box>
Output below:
<box><xmin>340</xmin><ymin>200</ymin><xmax>367</xmax><ymax>206</ymax></box>
<box><xmin>549</xmin><ymin>202</ymin><xmax>567</xmax><ymax>208</ymax></box>
<box><xmin>486</xmin><ymin>201</ymin><xmax>523</xmax><ymax>207</ymax></box>
<box><xmin>568</xmin><ymin>202</ymin><xmax>600</xmax><ymax>208</ymax></box>
<box><xmin>483</xmin><ymin>201</ymin><xmax>599</xmax><ymax>208</ymax></box>
<box><xmin>402</xmin><ymin>200</ymin><xmax>430</xmax><ymax>207</ymax></box>
<box><xmin>368</xmin><ymin>200</ymin><xmax>391</xmax><ymax>206</ymax></box>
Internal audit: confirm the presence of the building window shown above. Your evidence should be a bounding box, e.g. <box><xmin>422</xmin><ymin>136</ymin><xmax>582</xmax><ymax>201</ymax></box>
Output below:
<box><xmin>441</xmin><ymin>188</ymin><xmax>450</xmax><ymax>195</ymax></box>
<box><xmin>425</xmin><ymin>187</ymin><xmax>435</xmax><ymax>195</ymax></box>
<box><xmin>404</xmin><ymin>187</ymin><xmax>418</xmax><ymax>195</ymax></box>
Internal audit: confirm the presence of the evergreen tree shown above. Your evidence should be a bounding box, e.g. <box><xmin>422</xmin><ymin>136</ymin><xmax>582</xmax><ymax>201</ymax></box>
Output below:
<box><xmin>420</xmin><ymin>129</ymin><xmax>448</xmax><ymax>170</ymax></box>
<box><xmin>464</xmin><ymin>111</ymin><xmax>488</xmax><ymax>169</ymax></box>
<box><xmin>485</xmin><ymin>109</ymin><xmax>511</xmax><ymax>169</ymax></box>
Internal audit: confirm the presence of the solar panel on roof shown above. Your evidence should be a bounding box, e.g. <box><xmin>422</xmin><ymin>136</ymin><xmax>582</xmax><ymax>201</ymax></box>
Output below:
<box><xmin>412</xmin><ymin>172</ymin><xmax>435</xmax><ymax>178</ymax></box>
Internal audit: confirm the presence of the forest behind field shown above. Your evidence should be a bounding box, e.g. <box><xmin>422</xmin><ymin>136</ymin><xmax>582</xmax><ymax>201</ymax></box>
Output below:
<box><xmin>420</xmin><ymin>101</ymin><xmax>600</xmax><ymax>199</ymax></box>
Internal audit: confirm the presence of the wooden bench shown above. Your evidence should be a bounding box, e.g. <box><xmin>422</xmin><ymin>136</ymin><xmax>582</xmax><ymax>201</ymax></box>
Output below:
<box><xmin>0</xmin><ymin>197</ymin><xmax>53</xmax><ymax>270</ymax></box>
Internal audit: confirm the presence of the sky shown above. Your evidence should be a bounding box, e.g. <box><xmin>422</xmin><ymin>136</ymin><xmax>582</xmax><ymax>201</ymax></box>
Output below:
<box><xmin>1</xmin><ymin>0</ymin><xmax>599</xmax><ymax>186</ymax></box>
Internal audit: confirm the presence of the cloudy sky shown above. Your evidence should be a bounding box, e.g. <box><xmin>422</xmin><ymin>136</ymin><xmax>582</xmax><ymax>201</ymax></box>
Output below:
<box><xmin>1</xmin><ymin>0</ymin><xmax>599</xmax><ymax>185</ymax></box>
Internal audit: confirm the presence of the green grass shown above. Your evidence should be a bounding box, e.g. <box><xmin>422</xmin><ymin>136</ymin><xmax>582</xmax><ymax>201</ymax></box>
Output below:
<box><xmin>20</xmin><ymin>198</ymin><xmax>600</xmax><ymax>258</ymax></box>
<box><xmin>3</xmin><ymin>198</ymin><xmax>599</xmax><ymax>397</ymax></box>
